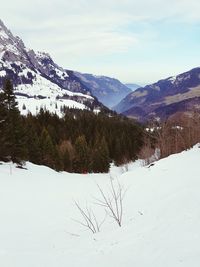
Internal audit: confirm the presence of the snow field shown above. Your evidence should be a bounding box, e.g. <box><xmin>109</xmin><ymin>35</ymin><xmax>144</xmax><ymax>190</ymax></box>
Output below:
<box><xmin>0</xmin><ymin>146</ymin><xmax>200</xmax><ymax>266</ymax></box>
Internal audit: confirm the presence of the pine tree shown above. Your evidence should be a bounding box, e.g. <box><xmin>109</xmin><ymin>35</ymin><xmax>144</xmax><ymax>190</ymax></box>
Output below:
<box><xmin>26</xmin><ymin>126</ymin><xmax>41</xmax><ymax>164</ymax></box>
<box><xmin>40</xmin><ymin>128</ymin><xmax>54</xmax><ymax>167</ymax></box>
<box><xmin>0</xmin><ymin>91</ymin><xmax>7</xmax><ymax>160</ymax></box>
<box><xmin>99</xmin><ymin>137</ymin><xmax>110</xmax><ymax>172</ymax></box>
<box><xmin>58</xmin><ymin>140</ymin><xmax>74</xmax><ymax>172</ymax></box>
<box><xmin>3</xmin><ymin>79</ymin><xmax>18</xmax><ymax>111</ymax></box>
<box><xmin>91</xmin><ymin>137</ymin><xmax>110</xmax><ymax>172</ymax></box>
<box><xmin>74</xmin><ymin>135</ymin><xmax>89</xmax><ymax>173</ymax></box>
<box><xmin>0</xmin><ymin>79</ymin><xmax>27</xmax><ymax>163</ymax></box>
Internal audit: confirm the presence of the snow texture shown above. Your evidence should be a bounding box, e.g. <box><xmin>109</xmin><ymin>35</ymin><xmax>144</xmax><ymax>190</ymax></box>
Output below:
<box><xmin>0</xmin><ymin>145</ymin><xmax>200</xmax><ymax>266</ymax></box>
<box><xmin>17</xmin><ymin>97</ymin><xmax>87</xmax><ymax>117</ymax></box>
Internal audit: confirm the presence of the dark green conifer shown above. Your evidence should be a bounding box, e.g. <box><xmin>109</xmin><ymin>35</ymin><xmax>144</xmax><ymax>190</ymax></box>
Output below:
<box><xmin>92</xmin><ymin>137</ymin><xmax>110</xmax><ymax>172</ymax></box>
<box><xmin>0</xmin><ymin>79</ymin><xmax>27</xmax><ymax>163</ymax></box>
<box><xmin>40</xmin><ymin>128</ymin><xmax>56</xmax><ymax>168</ymax></box>
<box><xmin>74</xmin><ymin>135</ymin><xmax>89</xmax><ymax>173</ymax></box>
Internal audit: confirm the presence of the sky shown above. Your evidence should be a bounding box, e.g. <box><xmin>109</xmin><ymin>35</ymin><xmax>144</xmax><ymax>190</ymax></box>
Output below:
<box><xmin>1</xmin><ymin>0</ymin><xmax>200</xmax><ymax>84</ymax></box>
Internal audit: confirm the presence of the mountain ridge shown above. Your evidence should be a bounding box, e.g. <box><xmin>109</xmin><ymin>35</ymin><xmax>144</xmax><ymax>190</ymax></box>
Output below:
<box><xmin>114</xmin><ymin>67</ymin><xmax>200</xmax><ymax>121</ymax></box>
<box><xmin>125</xmin><ymin>83</ymin><xmax>140</xmax><ymax>91</ymax></box>
<box><xmin>0</xmin><ymin>19</ymin><xmax>131</xmax><ymax>113</ymax></box>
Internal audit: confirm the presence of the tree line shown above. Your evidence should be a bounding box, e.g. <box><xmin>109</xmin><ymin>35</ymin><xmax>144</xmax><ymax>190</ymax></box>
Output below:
<box><xmin>139</xmin><ymin>113</ymin><xmax>200</xmax><ymax>165</ymax></box>
<box><xmin>0</xmin><ymin>79</ymin><xmax>144</xmax><ymax>173</ymax></box>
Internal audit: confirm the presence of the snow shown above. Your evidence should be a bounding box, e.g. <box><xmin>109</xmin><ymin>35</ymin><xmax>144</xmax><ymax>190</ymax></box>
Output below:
<box><xmin>3</xmin><ymin>43</ymin><xmax>20</xmax><ymax>56</ymax></box>
<box><xmin>17</xmin><ymin>97</ymin><xmax>88</xmax><ymax>117</ymax></box>
<box><xmin>168</xmin><ymin>76</ymin><xmax>176</xmax><ymax>83</ymax></box>
<box><xmin>16</xmin><ymin>74</ymin><xmax>68</xmax><ymax>98</ymax></box>
<box><xmin>15</xmin><ymin>72</ymin><xmax>93</xmax><ymax>100</ymax></box>
<box><xmin>0</xmin><ymin>64</ymin><xmax>93</xmax><ymax>115</ymax></box>
<box><xmin>93</xmin><ymin>108</ymin><xmax>101</xmax><ymax>114</ymax></box>
<box><xmin>0</xmin><ymin>145</ymin><xmax>200</xmax><ymax>266</ymax></box>
<box><xmin>36</xmin><ymin>51</ymin><xmax>69</xmax><ymax>79</ymax></box>
<box><xmin>0</xmin><ymin>24</ymin><xmax>94</xmax><ymax>115</ymax></box>
<box><xmin>14</xmin><ymin>72</ymin><xmax>92</xmax><ymax>116</ymax></box>
<box><xmin>0</xmin><ymin>30</ymin><xmax>9</xmax><ymax>40</ymax></box>
<box><xmin>0</xmin><ymin>70</ymin><xmax>6</xmax><ymax>77</ymax></box>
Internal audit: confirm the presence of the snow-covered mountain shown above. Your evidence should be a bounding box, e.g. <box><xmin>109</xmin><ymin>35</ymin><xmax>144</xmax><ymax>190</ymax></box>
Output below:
<box><xmin>0</xmin><ymin>145</ymin><xmax>200</xmax><ymax>267</ymax></box>
<box><xmin>0</xmin><ymin>19</ymin><xmax>132</xmax><ymax>114</ymax></box>
<box><xmin>115</xmin><ymin>68</ymin><xmax>200</xmax><ymax>122</ymax></box>
<box><xmin>0</xmin><ymin>19</ymin><xmax>107</xmax><ymax>115</ymax></box>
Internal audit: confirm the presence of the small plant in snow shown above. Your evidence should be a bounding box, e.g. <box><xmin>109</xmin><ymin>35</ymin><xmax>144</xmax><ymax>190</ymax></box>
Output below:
<box><xmin>75</xmin><ymin>177</ymin><xmax>126</xmax><ymax>233</ymax></box>
<box><xmin>74</xmin><ymin>201</ymin><xmax>106</xmax><ymax>234</ymax></box>
<box><xmin>95</xmin><ymin>177</ymin><xmax>126</xmax><ymax>227</ymax></box>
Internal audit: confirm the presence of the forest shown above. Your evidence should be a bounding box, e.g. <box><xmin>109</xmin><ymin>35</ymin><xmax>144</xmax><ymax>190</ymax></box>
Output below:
<box><xmin>0</xmin><ymin>79</ymin><xmax>144</xmax><ymax>172</ymax></box>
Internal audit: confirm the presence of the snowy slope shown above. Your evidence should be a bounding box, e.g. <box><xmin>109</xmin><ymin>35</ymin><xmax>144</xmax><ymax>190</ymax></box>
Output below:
<box><xmin>0</xmin><ymin>146</ymin><xmax>200</xmax><ymax>267</ymax></box>
<box><xmin>17</xmin><ymin>97</ymin><xmax>87</xmax><ymax>117</ymax></box>
<box><xmin>0</xmin><ymin>19</ymin><xmax>106</xmax><ymax>115</ymax></box>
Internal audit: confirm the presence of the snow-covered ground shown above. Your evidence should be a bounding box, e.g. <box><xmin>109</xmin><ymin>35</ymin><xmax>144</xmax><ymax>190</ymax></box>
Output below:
<box><xmin>17</xmin><ymin>96</ymin><xmax>87</xmax><ymax>117</ymax></box>
<box><xmin>0</xmin><ymin>146</ymin><xmax>200</xmax><ymax>267</ymax></box>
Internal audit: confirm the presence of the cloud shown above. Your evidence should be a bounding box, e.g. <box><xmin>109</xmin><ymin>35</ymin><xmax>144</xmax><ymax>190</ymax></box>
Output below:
<box><xmin>2</xmin><ymin>8</ymin><xmax>140</xmax><ymax>63</ymax></box>
<box><xmin>1</xmin><ymin>0</ymin><xmax>200</xmax><ymax>82</ymax></box>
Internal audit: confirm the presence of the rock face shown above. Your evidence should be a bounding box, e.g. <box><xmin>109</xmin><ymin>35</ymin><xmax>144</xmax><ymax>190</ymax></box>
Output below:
<box><xmin>114</xmin><ymin>68</ymin><xmax>200</xmax><ymax>122</ymax></box>
<box><xmin>73</xmin><ymin>72</ymin><xmax>131</xmax><ymax>108</ymax></box>
<box><xmin>0</xmin><ymin>19</ymin><xmax>108</xmax><ymax>114</ymax></box>
<box><xmin>0</xmin><ymin>19</ymin><xmax>132</xmax><ymax>113</ymax></box>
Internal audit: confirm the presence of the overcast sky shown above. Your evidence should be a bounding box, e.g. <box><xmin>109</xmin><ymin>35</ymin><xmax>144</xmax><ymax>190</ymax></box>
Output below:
<box><xmin>1</xmin><ymin>0</ymin><xmax>200</xmax><ymax>84</ymax></box>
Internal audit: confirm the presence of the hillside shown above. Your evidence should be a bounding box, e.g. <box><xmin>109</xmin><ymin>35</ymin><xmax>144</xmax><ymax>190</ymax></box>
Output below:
<box><xmin>0</xmin><ymin>145</ymin><xmax>200</xmax><ymax>266</ymax></box>
<box><xmin>74</xmin><ymin>72</ymin><xmax>131</xmax><ymax>108</ymax></box>
<box><xmin>115</xmin><ymin>68</ymin><xmax>200</xmax><ymax>121</ymax></box>
<box><xmin>0</xmin><ymin>19</ymin><xmax>131</xmax><ymax>113</ymax></box>
<box><xmin>0</xmin><ymin>19</ymin><xmax>102</xmax><ymax>114</ymax></box>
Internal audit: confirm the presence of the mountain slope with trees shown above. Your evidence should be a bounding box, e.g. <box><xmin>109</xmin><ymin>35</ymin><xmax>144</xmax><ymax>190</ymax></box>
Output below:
<box><xmin>0</xmin><ymin>79</ymin><xmax>143</xmax><ymax>172</ymax></box>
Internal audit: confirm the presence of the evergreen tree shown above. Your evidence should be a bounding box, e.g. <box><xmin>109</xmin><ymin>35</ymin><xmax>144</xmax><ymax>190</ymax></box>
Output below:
<box><xmin>0</xmin><ymin>91</ymin><xmax>7</xmax><ymax>160</ymax></box>
<box><xmin>54</xmin><ymin>146</ymin><xmax>63</xmax><ymax>171</ymax></box>
<box><xmin>26</xmin><ymin>126</ymin><xmax>41</xmax><ymax>164</ymax></box>
<box><xmin>74</xmin><ymin>135</ymin><xmax>89</xmax><ymax>173</ymax></box>
<box><xmin>0</xmin><ymin>79</ymin><xmax>27</xmax><ymax>163</ymax></box>
<box><xmin>40</xmin><ymin>128</ymin><xmax>56</xmax><ymax>168</ymax></box>
<box><xmin>91</xmin><ymin>137</ymin><xmax>110</xmax><ymax>172</ymax></box>
<box><xmin>2</xmin><ymin>79</ymin><xmax>18</xmax><ymax>111</ymax></box>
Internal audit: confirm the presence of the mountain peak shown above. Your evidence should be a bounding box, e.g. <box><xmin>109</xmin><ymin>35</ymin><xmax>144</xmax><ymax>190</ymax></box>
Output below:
<box><xmin>0</xmin><ymin>19</ymin><xmax>14</xmax><ymax>40</ymax></box>
<box><xmin>0</xmin><ymin>19</ymin><xmax>110</xmax><ymax>116</ymax></box>
<box><xmin>0</xmin><ymin>19</ymin><xmax>7</xmax><ymax>30</ymax></box>
<box><xmin>0</xmin><ymin>19</ymin><xmax>133</xmax><ymax>115</ymax></box>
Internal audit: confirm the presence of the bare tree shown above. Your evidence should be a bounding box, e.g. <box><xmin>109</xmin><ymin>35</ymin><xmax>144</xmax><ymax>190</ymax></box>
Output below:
<box><xmin>138</xmin><ymin>134</ymin><xmax>156</xmax><ymax>166</ymax></box>
<box><xmin>74</xmin><ymin>177</ymin><xmax>126</xmax><ymax>234</ymax></box>
<box><xmin>95</xmin><ymin>178</ymin><xmax>126</xmax><ymax>227</ymax></box>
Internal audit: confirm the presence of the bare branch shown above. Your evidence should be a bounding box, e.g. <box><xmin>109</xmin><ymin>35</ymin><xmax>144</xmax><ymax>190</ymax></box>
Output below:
<box><xmin>95</xmin><ymin>177</ymin><xmax>126</xmax><ymax>227</ymax></box>
<box><xmin>74</xmin><ymin>201</ymin><xmax>104</xmax><ymax>234</ymax></box>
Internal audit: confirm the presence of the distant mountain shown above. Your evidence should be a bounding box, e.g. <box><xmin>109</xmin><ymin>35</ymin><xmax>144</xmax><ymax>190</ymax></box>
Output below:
<box><xmin>73</xmin><ymin>72</ymin><xmax>131</xmax><ymax>108</ymax></box>
<box><xmin>0</xmin><ymin>19</ymin><xmax>126</xmax><ymax>115</ymax></box>
<box><xmin>114</xmin><ymin>68</ymin><xmax>200</xmax><ymax>122</ymax></box>
<box><xmin>125</xmin><ymin>83</ymin><xmax>140</xmax><ymax>91</ymax></box>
